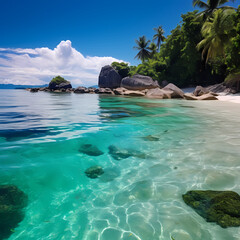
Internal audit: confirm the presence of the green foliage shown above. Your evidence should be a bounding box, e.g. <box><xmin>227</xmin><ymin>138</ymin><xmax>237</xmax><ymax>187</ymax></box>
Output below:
<box><xmin>132</xmin><ymin>4</ymin><xmax>240</xmax><ymax>88</ymax></box>
<box><xmin>225</xmin><ymin>71</ymin><xmax>240</xmax><ymax>91</ymax></box>
<box><xmin>193</xmin><ymin>0</ymin><xmax>237</xmax><ymax>18</ymax></box>
<box><xmin>111</xmin><ymin>62</ymin><xmax>130</xmax><ymax>78</ymax></box>
<box><xmin>197</xmin><ymin>9</ymin><xmax>236</xmax><ymax>62</ymax></box>
<box><xmin>226</xmin><ymin>6</ymin><xmax>240</xmax><ymax>72</ymax></box>
<box><xmin>50</xmin><ymin>76</ymin><xmax>68</xmax><ymax>85</ymax></box>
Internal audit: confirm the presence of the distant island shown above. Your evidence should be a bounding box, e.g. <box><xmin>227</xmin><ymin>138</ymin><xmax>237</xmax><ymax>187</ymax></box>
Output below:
<box><xmin>0</xmin><ymin>84</ymin><xmax>48</xmax><ymax>89</ymax></box>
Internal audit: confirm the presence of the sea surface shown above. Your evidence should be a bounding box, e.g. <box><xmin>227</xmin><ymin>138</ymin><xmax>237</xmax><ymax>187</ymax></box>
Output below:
<box><xmin>0</xmin><ymin>89</ymin><xmax>240</xmax><ymax>240</ymax></box>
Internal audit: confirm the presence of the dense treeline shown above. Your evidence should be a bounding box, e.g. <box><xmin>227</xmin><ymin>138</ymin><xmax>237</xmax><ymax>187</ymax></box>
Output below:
<box><xmin>112</xmin><ymin>3</ymin><xmax>240</xmax><ymax>89</ymax></box>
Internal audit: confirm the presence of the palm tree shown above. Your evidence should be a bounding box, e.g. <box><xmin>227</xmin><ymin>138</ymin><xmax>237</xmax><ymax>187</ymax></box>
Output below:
<box><xmin>197</xmin><ymin>9</ymin><xmax>235</xmax><ymax>62</ymax></box>
<box><xmin>134</xmin><ymin>36</ymin><xmax>151</xmax><ymax>62</ymax></box>
<box><xmin>153</xmin><ymin>26</ymin><xmax>165</xmax><ymax>51</ymax></box>
<box><xmin>193</xmin><ymin>0</ymin><xmax>236</xmax><ymax>18</ymax></box>
<box><xmin>148</xmin><ymin>42</ymin><xmax>158</xmax><ymax>58</ymax></box>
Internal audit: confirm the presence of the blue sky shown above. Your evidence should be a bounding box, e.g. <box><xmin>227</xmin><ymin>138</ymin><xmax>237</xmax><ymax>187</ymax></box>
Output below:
<box><xmin>0</xmin><ymin>0</ymin><xmax>239</xmax><ymax>86</ymax></box>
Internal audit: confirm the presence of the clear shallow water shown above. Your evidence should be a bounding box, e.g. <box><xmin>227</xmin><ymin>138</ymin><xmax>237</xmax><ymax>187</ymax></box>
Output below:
<box><xmin>0</xmin><ymin>90</ymin><xmax>240</xmax><ymax>240</ymax></box>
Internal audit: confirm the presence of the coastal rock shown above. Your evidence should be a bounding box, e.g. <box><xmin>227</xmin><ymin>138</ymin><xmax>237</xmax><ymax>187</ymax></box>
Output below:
<box><xmin>0</xmin><ymin>185</ymin><xmax>27</xmax><ymax>239</ymax></box>
<box><xmin>121</xmin><ymin>74</ymin><xmax>159</xmax><ymax>90</ymax></box>
<box><xmin>163</xmin><ymin>83</ymin><xmax>184</xmax><ymax>98</ymax></box>
<box><xmin>193</xmin><ymin>86</ymin><xmax>209</xmax><ymax>96</ymax></box>
<box><xmin>113</xmin><ymin>87</ymin><xmax>127</xmax><ymax>95</ymax></box>
<box><xmin>182</xmin><ymin>190</ymin><xmax>240</xmax><ymax>228</ymax></box>
<box><xmin>74</xmin><ymin>87</ymin><xmax>89</xmax><ymax>93</ymax></box>
<box><xmin>85</xmin><ymin>166</ymin><xmax>104</xmax><ymax>179</ymax></box>
<box><xmin>49</xmin><ymin>81</ymin><xmax>72</xmax><ymax>90</ymax></box>
<box><xmin>198</xmin><ymin>93</ymin><xmax>218</xmax><ymax>100</ymax></box>
<box><xmin>184</xmin><ymin>93</ymin><xmax>218</xmax><ymax>100</ymax></box>
<box><xmin>98</xmin><ymin>88</ymin><xmax>114</xmax><ymax>95</ymax></box>
<box><xmin>30</xmin><ymin>88</ymin><xmax>39</xmax><ymax>92</ymax></box>
<box><xmin>123</xmin><ymin>90</ymin><xmax>145</xmax><ymax>97</ymax></box>
<box><xmin>98</xmin><ymin>65</ymin><xmax>122</xmax><ymax>89</ymax></box>
<box><xmin>56</xmin><ymin>82</ymin><xmax>72</xmax><ymax>89</ymax></box>
<box><xmin>145</xmin><ymin>88</ymin><xmax>172</xmax><ymax>99</ymax></box>
<box><xmin>184</xmin><ymin>93</ymin><xmax>198</xmax><ymax>100</ymax></box>
<box><xmin>79</xmin><ymin>144</ymin><xmax>104</xmax><ymax>156</ymax></box>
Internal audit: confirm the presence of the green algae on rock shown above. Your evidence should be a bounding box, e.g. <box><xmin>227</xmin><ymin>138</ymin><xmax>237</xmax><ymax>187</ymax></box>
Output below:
<box><xmin>0</xmin><ymin>185</ymin><xmax>27</xmax><ymax>239</ymax></box>
<box><xmin>85</xmin><ymin>166</ymin><xmax>104</xmax><ymax>179</ymax></box>
<box><xmin>182</xmin><ymin>190</ymin><xmax>240</xmax><ymax>228</ymax></box>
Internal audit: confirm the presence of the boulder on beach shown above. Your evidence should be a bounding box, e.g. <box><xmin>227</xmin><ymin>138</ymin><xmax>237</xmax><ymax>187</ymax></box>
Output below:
<box><xmin>183</xmin><ymin>190</ymin><xmax>240</xmax><ymax>228</ymax></box>
<box><xmin>184</xmin><ymin>93</ymin><xmax>218</xmax><ymax>100</ymax></box>
<box><xmin>163</xmin><ymin>83</ymin><xmax>184</xmax><ymax>98</ymax></box>
<box><xmin>98</xmin><ymin>65</ymin><xmax>122</xmax><ymax>89</ymax></box>
<box><xmin>193</xmin><ymin>86</ymin><xmax>210</xmax><ymax>96</ymax></box>
<box><xmin>121</xmin><ymin>74</ymin><xmax>159</xmax><ymax>90</ymax></box>
<box><xmin>0</xmin><ymin>185</ymin><xmax>28</xmax><ymax>239</ymax></box>
<box><xmin>79</xmin><ymin>144</ymin><xmax>104</xmax><ymax>156</ymax></box>
<box><xmin>85</xmin><ymin>166</ymin><xmax>104</xmax><ymax>179</ymax></box>
<box><xmin>49</xmin><ymin>76</ymin><xmax>72</xmax><ymax>90</ymax></box>
<box><xmin>145</xmin><ymin>88</ymin><xmax>172</xmax><ymax>99</ymax></box>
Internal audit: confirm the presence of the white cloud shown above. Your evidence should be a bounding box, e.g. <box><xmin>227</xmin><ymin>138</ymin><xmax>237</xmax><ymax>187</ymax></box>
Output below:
<box><xmin>0</xmin><ymin>40</ymin><xmax>125</xmax><ymax>86</ymax></box>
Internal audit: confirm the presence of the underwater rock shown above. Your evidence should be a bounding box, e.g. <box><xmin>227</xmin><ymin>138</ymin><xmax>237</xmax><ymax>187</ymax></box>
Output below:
<box><xmin>142</xmin><ymin>135</ymin><xmax>159</xmax><ymax>142</ymax></box>
<box><xmin>0</xmin><ymin>185</ymin><xmax>27</xmax><ymax>239</ymax></box>
<box><xmin>99</xmin><ymin>168</ymin><xmax>120</xmax><ymax>182</ymax></box>
<box><xmin>85</xmin><ymin>166</ymin><xmax>104</xmax><ymax>179</ymax></box>
<box><xmin>108</xmin><ymin>145</ymin><xmax>146</xmax><ymax>160</ymax></box>
<box><xmin>182</xmin><ymin>190</ymin><xmax>240</xmax><ymax>228</ymax></box>
<box><xmin>108</xmin><ymin>145</ymin><xmax>131</xmax><ymax>160</ymax></box>
<box><xmin>79</xmin><ymin>144</ymin><xmax>104</xmax><ymax>156</ymax></box>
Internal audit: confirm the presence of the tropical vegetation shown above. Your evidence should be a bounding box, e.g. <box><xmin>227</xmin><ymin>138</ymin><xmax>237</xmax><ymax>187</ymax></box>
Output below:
<box><xmin>115</xmin><ymin>1</ymin><xmax>240</xmax><ymax>89</ymax></box>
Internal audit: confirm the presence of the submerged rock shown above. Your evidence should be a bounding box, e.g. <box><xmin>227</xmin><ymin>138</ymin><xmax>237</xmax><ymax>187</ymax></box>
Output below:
<box><xmin>85</xmin><ymin>166</ymin><xmax>104</xmax><ymax>179</ymax></box>
<box><xmin>142</xmin><ymin>135</ymin><xmax>159</xmax><ymax>141</ymax></box>
<box><xmin>108</xmin><ymin>145</ymin><xmax>131</xmax><ymax>160</ymax></box>
<box><xmin>79</xmin><ymin>144</ymin><xmax>104</xmax><ymax>156</ymax></box>
<box><xmin>0</xmin><ymin>185</ymin><xmax>27</xmax><ymax>239</ymax></box>
<box><xmin>108</xmin><ymin>145</ymin><xmax>146</xmax><ymax>160</ymax></box>
<box><xmin>182</xmin><ymin>190</ymin><xmax>240</xmax><ymax>228</ymax></box>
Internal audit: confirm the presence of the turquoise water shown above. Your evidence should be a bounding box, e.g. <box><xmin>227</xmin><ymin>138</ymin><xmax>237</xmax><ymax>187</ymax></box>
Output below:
<box><xmin>1</xmin><ymin>89</ymin><xmax>240</xmax><ymax>240</ymax></box>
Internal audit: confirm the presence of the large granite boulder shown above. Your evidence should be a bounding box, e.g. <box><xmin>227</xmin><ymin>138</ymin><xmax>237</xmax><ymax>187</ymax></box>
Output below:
<box><xmin>98</xmin><ymin>65</ymin><xmax>122</xmax><ymax>89</ymax></box>
<box><xmin>0</xmin><ymin>185</ymin><xmax>28</xmax><ymax>239</ymax></box>
<box><xmin>163</xmin><ymin>83</ymin><xmax>184</xmax><ymax>98</ymax></box>
<box><xmin>183</xmin><ymin>190</ymin><xmax>240</xmax><ymax>228</ymax></box>
<box><xmin>145</xmin><ymin>88</ymin><xmax>172</xmax><ymax>99</ymax></box>
<box><xmin>121</xmin><ymin>74</ymin><xmax>159</xmax><ymax>90</ymax></box>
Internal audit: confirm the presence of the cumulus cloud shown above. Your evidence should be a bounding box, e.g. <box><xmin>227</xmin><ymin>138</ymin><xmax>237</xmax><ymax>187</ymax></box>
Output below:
<box><xmin>0</xmin><ymin>40</ymin><xmax>125</xmax><ymax>86</ymax></box>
